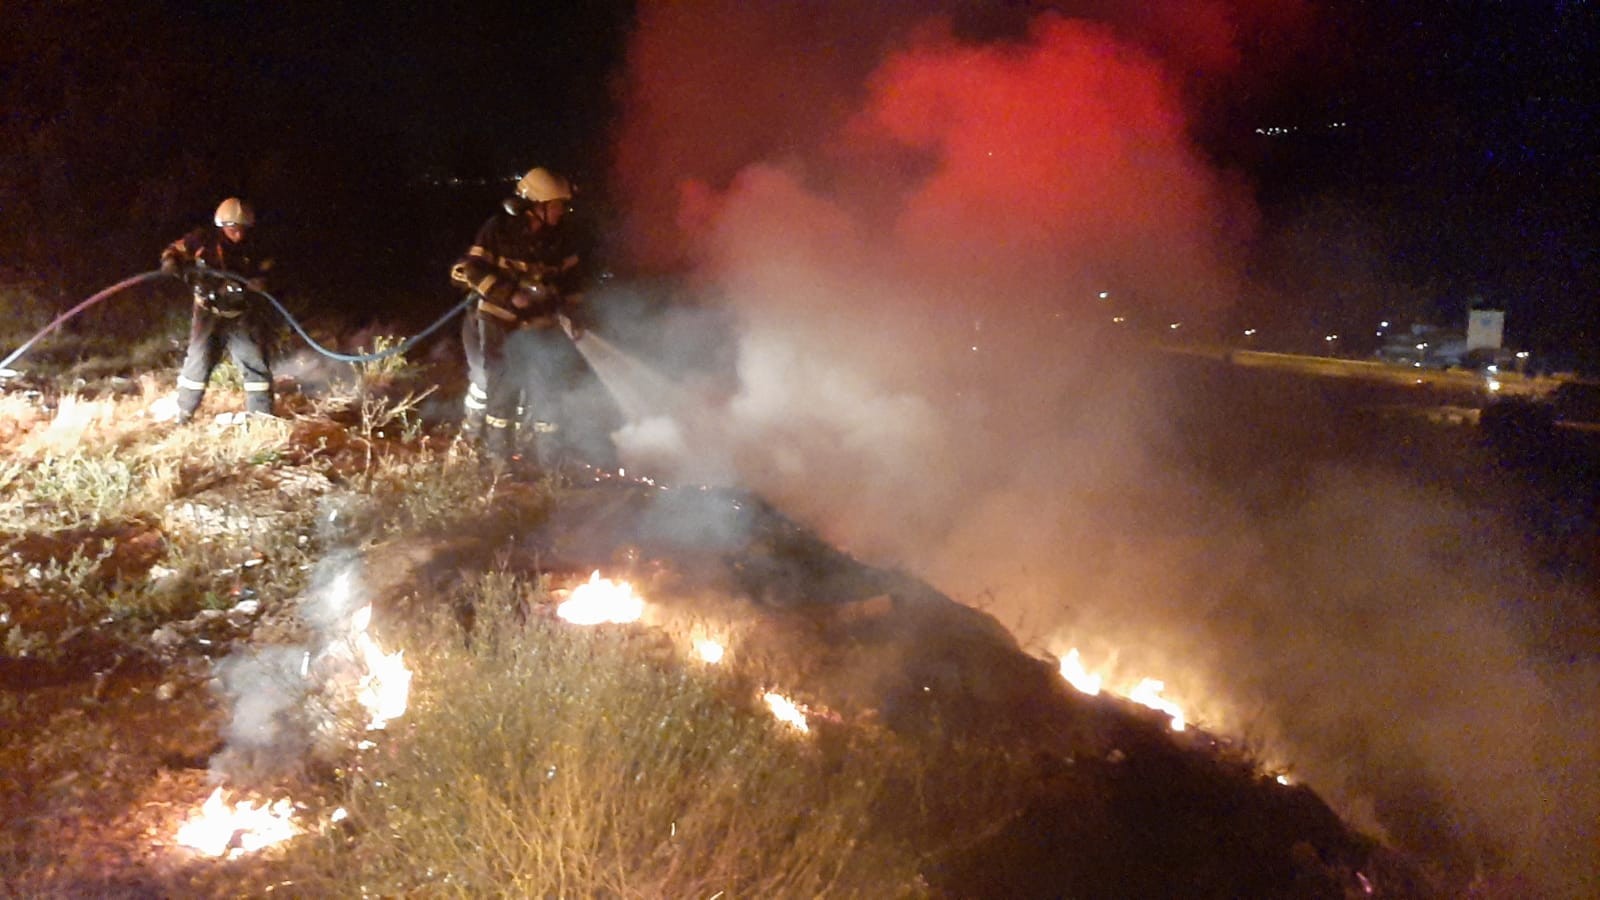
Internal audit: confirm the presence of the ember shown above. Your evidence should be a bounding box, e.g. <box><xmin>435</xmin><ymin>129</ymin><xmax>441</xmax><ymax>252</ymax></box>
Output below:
<box><xmin>175</xmin><ymin>787</ymin><xmax>301</xmax><ymax>858</ymax></box>
<box><xmin>556</xmin><ymin>570</ymin><xmax>645</xmax><ymax>625</ymax></box>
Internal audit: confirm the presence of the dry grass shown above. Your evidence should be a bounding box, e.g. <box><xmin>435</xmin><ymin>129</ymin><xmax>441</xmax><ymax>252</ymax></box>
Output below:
<box><xmin>0</xmin><ymin>347</ymin><xmax>1023</xmax><ymax>900</ymax></box>
<box><xmin>0</xmin><ymin>391</ymin><xmax>297</xmax><ymax>532</ymax></box>
<box><xmin>275</xmin><ymin>576</ymin><xmax>934</xmax><ymax>898</ymax></box>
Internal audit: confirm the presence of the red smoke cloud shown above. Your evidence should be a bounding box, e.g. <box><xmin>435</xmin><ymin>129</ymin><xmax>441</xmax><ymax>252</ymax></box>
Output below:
<box><xmin>614</xmin><ymin>5</ymin><xmax>1265</xmax><ymax>321</ymax></box>
<box><xmin>845</xmin><ymin>14</ymin><xmax>1254</xmax><ymax>316</ymax></box>
<box><xmin>611</xmin><ymin>1</ymin><xmax>1311</xmax><ymax>277</ymax></box>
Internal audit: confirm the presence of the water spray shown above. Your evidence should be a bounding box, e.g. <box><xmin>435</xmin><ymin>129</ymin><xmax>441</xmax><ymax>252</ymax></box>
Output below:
<box><xmin>561</xmin><ymin>314</ymin><xmax>682</xmax><ymax>424</ymax></box>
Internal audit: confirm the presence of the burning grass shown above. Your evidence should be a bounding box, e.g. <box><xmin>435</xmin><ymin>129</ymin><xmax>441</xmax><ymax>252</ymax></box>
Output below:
<box><xmin>270</xmin><ymin>579</ymin><xmax>936</xmax><ymax>897</ymax></box>
<box><xmin>0</xmin><ymin>309</ymin><xmax>1438</xmax><ymax>897</ymax></box>
<box><xmin>1</xmin><ymin>356</ymin><xmax>965</xmax><ymax>895</ymax></box>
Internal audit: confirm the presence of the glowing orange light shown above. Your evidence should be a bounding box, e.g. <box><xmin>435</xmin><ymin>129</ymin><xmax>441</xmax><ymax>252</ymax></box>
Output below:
<box><xmin>1127</xmin><ymin>678</ymin><xmax>1186</xmax><ymax>732</ymax></box>
<box><xmin>694</xmin><ymin>638</ymin><xmax>725</xmax><ymax>664</ymax></box>
<box><xmin>350</xmin><ymin>603</ymin><xmax>411</xmax><ymax>731</ymax></box>
<box><xmin>175</xmin><ymin>787</ymin><xmax>301</xmax><ymax>857</ymax></box>
<box><xmin>1056</xmin><ymin>647</ymin><xmax>1187</xmax><ymax>732</ymax></box>
<box><xmin>557</xmin><ymin>570</ymin><xmax>645</xmax><ymax>625</ymax></box>
<box><xmin>763</xmin><ymin>691</ymin><xmax>810</xmax><ymax>733</ymax></box>
<box><xmin>1058</xmin><ymin>649</ymin><xmax>1102</xmax><ymax>696</ymax></box>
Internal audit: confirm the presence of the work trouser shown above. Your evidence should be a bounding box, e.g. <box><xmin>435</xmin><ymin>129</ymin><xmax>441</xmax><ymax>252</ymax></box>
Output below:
<box><xmin>460</xmin><ymin>311</ymin><xmax>490</xmax><ymax>438</ymax></box>
<box><xmin>176</xmin><ymin>305</ymin><xmax>273</xmax><ymax>420</ymax></box>
<box><xmin>466</xmin><ymin>314</ymin><xmax>568</xmax><ymax>461</ymax></box>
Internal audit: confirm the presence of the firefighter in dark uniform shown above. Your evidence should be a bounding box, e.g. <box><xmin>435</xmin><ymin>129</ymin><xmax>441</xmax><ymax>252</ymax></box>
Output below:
<box><xmin>451</xmin><ymin>167</ymin><xmax>588</xmax><ymax>467</ymax></box>
<box><xmin>159</xmin><ymin>197</ymin><xmax>276</xmax><ymax>423</ymax></box>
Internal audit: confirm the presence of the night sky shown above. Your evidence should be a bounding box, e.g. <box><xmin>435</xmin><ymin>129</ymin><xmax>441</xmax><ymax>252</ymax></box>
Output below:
<box><xmin>1</xmin><ymin>1</ymin><xmax>1594</xmax><ymax>364</ymax></box>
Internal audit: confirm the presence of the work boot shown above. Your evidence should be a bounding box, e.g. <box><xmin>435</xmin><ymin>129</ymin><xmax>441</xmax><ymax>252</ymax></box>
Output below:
<box><xmin>484</xmin><ymin>423</ymin><xmax>517</xmax><ymax>469</ymax></box>
<box><xmin>528</xmin><ymin>422</ymin><xmax>564</xmax><ymax>473</ymax></box>
<box><xmin>461</xmin><ymin>409</ymin><xmax>486</xmax><ymax>444</ymax></box>
<box><xmin>245</xmin><ymin>392</ymin><xmax>275</xmax><ymax>417</ymax></box>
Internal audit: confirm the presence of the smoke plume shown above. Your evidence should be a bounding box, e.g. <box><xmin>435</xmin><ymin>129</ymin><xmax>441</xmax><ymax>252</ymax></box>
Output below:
<box><xmin>604</xmin><ymin>2</ymin><xmax>1598</xmax><ymax>894</ymax></box>
<box><xmin>208</xmin><ymin>550</ymin><xmax>383</xmax><ymax>781</ymax></box>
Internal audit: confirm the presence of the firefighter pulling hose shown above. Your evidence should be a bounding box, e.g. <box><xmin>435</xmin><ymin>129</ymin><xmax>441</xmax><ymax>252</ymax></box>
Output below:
<box><xmin>0</xmin><ymin>201</ymin><xmax>476</xmax><ymax>388</ymax></box>
<box><xmin>2</xmin><ymin>181</ymin><xmax>595</xmax><ymax>448</ymax></box>
<box><xmin>161</xmin><ymin>198</ymin><xmax>277</xmax><ymax>421</ymax></box>
<box><xmin>0</xmin><ymin>267</ymin><xmax>474</xmax><ymax>382</ymax></box>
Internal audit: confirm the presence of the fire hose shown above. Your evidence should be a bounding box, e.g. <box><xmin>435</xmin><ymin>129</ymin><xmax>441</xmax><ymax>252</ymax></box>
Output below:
<box><xmin>0</xmin><ymin>266</ymin><xmax>476</xmax><ymax>377</ymax></box>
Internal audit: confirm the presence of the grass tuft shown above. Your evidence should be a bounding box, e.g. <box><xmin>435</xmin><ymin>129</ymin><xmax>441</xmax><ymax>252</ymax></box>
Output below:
<box><xmin>282</xmin><ymin>578</ymin><xmax>931</xmax><ymax>898</ymax></box>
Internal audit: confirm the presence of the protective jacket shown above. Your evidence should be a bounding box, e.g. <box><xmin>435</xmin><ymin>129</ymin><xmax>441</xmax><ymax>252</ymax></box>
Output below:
<box><xmin>450</xmin><ymin>210</ymin><xmax>584</xmax><ymax>329</ymax></box>
<box><xmin>161</xmin><ymin>225</ymin><xmax>275</xmax><ymax>316</ymax></box>
<box><xmin>160</xmin><ymin>225</ymin><xmax>276</xmax><ymax>419</ymax></box>
<box><xmin>452</xmin><ymin>207</ymin><xmax>589</xmax><ymax>464</ymax></box>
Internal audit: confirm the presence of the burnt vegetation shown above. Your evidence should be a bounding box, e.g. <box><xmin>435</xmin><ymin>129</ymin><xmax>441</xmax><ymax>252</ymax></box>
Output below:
<box><xmin>0</xmin><ymin>281</ymin><xmax>1441</xmax><ymax>898</ymax></box>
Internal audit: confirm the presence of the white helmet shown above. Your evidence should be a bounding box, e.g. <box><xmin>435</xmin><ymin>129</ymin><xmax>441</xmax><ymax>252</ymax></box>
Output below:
<box><xmin>214</xmin><ymin>197</ymin><xmax>255</xmax><ymax>228</ymax></box>
<box><xmin>515</xmin><ymin>168</ymin><xmax>573</xmax><ymax>203</ymax></box>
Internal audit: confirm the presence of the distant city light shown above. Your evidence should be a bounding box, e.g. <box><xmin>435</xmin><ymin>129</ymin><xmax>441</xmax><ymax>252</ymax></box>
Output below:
<box><xmin>1380</xmin><ymin>321</ymin><xmax>1390</xmax><ymax>328</ymax></box>
<box><xmin>1486</xmin><ymin>378</ymin><xmax>1502</xmax><ymax>392</ymax></box>
<box><xmin>1112</xmin><ymin>316</ymin><xmax>1126</xmax><ymax>324</ymax></box>
<box><xmin>1243</xmin><ymin>328</ymin><xmax>1257</xmax><ymax>336</ymax></box>
<box><xmin>1515</xmin><ymin>351</ymin><xmax>1530</xmax><ymax>360</ymax></box>
<box><xmin>1169</xmin><ymin>322</ymin><xmax>1181</xmax><ymax>330</ymax></box>
<box><xmin>1098</xmin><ymin>291</ymin><xmax>1110</xmax><ymax>300</ymax></box>
<box><xmin>1324</xmin><ymin>334</ymin><xmax>1339</xmax><ymax>342</ymax></box>
<box><xmin>1415</xmin><ymin>343</ymin><xmax>1429</xmax><ymax>350</ymax></box>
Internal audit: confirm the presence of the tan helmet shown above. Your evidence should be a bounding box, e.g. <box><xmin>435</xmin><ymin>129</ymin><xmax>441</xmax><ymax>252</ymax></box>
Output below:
<box><xmin>214</xmin><ymin>197</ymin><xmax>255</xmax><ymax>228</ymax></box>
<box><xmin>515</xmin><ymin>168</ymin><xmax>573</xmax><ymax>203</ymax></box>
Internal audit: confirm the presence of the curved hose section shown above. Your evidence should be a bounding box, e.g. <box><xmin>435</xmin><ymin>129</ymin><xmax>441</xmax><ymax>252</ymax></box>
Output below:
<box><xmin>0</xmin><ymin>271</ymin><xmax>169</xmax><ymax>374</ymax></box>
<box><xmin>193</xmin><ymin>264</ymin><xmax>473</xmax><ymax>364</ymax></box>
<box><xmin>0</xmin><ymin>267</ymin><xmax>474</xmax><ymax>375</ymax></box>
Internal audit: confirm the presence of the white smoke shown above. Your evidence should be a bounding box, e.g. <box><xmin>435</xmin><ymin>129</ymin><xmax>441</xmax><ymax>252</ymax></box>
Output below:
<box><xmin>599</xmin><ymin>3</ymin><xmax>1600</xmax><ymax>895</ymax></box>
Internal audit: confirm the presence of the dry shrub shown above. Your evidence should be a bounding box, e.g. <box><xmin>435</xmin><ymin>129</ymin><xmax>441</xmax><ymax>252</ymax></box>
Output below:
<box><xmin>0</xmin><ymin>393</ymin><xmax>48</xmax><ymax>447</ymax></box>
<box><xmin>286</xmin><ymin>588</ymin><xmax>930</xmax><ymax>898</ymax></box>
<box><xmin>19</xmin><ymin>395</ymin><xmax>123</xmax><ymax>456</ymax></box>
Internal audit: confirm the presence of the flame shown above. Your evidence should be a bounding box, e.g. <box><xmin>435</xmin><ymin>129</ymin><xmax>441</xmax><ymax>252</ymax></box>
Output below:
<box><xmin>693</xmin><ymin>638</ymin><xmax>725</xmax><ymax>664</ymax></box>
<box><xmin>349</xmin><ymin>603</ymin><xmax>411</xmax><ymax>731</ymax></box>
<box><xmin>1127</xmin><ymin>678</ymin><xmax>1186</xmax><ymax>732</ymax></box>
<box><xmin>556</xmin><ymin>570</ymin><xmax>645</xmax><ymax>625</ymax></box>
<box><xmin>1058</xmin><ymin>647</ymin><xmax>1187</xmax><ymax>732</ymax></box>
<box><xmin>762</xmin><ymin>691</ymin><xmax>810</xmax><ymax>733</ymax></box>
<box><xmin>1058</xmin><ymin>649</ymin><xmax>1102</xmax><ymax>696</ymax></box>
<box><xmin>175</xmin><ymin>787</ymin><xmax>302</xmax><ymax>857</ymax></box>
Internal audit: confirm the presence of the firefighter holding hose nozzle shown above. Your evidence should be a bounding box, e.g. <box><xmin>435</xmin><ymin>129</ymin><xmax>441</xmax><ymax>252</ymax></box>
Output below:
<box><xmin>160</xmin><ymin>197</ymin><xmax>276</xmax><ymax>423</ymax></box>
<box><xmin>451</xmin><ymin>167</ymin><xmax>590</xmax><ymax>471</ymax></box>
